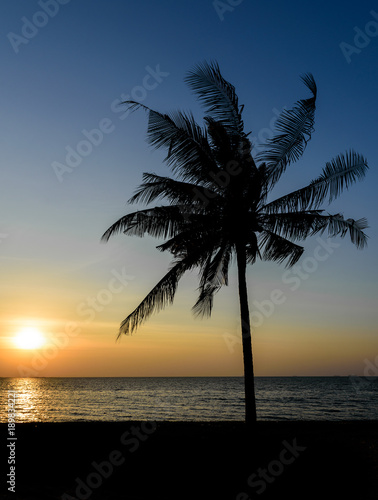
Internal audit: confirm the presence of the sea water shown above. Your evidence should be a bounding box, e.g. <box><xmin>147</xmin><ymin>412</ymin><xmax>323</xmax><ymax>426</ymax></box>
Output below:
<box><xmin>0</xmin><ymin>376</ymin><xmax>377</xmax><ymax>422</ymax></box>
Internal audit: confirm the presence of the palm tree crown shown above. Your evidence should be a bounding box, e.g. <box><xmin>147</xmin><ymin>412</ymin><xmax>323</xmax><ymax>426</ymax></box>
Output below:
<box><xmin>102</xmin><ymin>61</ymin><xmax>368</xmax><ymax>423</ymax></box>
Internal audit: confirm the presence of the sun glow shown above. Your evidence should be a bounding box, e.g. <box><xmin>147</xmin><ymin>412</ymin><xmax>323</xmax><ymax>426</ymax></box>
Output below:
<box><xmin>14</xmin><ymin>327</ymin><xmax>46</xmax><ymax>350</ymax></box>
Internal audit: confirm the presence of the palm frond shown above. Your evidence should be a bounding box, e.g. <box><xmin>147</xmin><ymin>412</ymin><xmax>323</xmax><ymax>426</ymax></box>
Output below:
<box><xmin>204</xmin><ymin>117</ymin><xmax>234</xmax><ymax>162</ymax></box>
<box><xmin>313</xmin><ymin>151</ymin><xmax>368</xmax><ymax>205</ymax></box>
<box><xmin>258</xmin><ymin>231</ymin><xmax>304</xmax><ymax>267</ymax></box>
<box><xmin>262</xmin><ymin>150</ymin><xmax>368</xmax><ymax>213</ymax></box>
<box><xmin>319</xmin><ymin>214</ymin><xmax>369</xmax><ymax>249</ymax></box>
<box><xmin>101</xmin><ymin>206</ymin><xmax>187</xmax><ymax>242</ymax></box>
<box><xmin>121</xmin><ymin>101</ymin><xmax>218</xmax><ymax>184</ymax></box>
<box><xmin>260</xmin><ymin>211</ymin><xmax>327</xmax><ymax>240</ymax></box>
<box><xmin>199</xmin><ymin>243</ymin><xmax>230</xmax><ymax>290</ymax></box>
<box><xmin>156</xmin><ymin>222</ymin><xmax>217</xmax><ymax>257</ymax></box>
<box><xmin>245</xmin><ymin>232</ymin><xmax>260</xmax><ymax>264</ymax></box>
<box><xmin>257</xmin><ymin>73</ymin><xmax>317</xmax><ymax>187</ymax></box>
<box><xmin>191</xmin><ymin>284</ymin><xmax>219</xmax><ymax>318</ymax></box>
<box><xmin>185</xmin><ymin>61</ymin><xmax>244</xmax><ymax>134</ymax></box>
<box><xmin>117</xmin><ymin>258</ymin><xmax>188</xmax><ymax>337</ymax></box>
<box><xmin>192</xmin><ymin>243</ymin><xmax>232</xmax><ymax>317</ymax></box>
<box><xmin>128</xmin><ymin>173</ymin><xmax>218</xmax><ymax>206</ymax></box>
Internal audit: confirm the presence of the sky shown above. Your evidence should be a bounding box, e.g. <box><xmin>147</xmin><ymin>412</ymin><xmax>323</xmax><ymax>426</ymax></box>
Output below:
<box><xmin>0</xmin><ymin>0</ymin><xmax>377</xmax><ymax>377</ymax></box>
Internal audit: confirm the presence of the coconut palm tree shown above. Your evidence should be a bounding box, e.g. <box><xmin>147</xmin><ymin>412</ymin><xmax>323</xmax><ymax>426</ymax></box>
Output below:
<box><xmin>102</xmin><ymin>61</ymin><xmax>368</xmax><ymax>425</ymax></box>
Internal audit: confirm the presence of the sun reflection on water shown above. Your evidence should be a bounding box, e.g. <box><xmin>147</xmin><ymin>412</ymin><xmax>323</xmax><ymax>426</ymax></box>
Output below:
<box><xmin>2</xmin><ymin>378</ymin><xmax>49</xmax><ymax>422</ymax></box>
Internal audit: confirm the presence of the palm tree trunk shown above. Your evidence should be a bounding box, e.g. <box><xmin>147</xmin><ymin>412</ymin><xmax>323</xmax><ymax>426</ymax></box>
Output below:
<box><xmin>236</xmin><ymin>243</ymin><xmax>257</xmax><ymax>426</ymax></box>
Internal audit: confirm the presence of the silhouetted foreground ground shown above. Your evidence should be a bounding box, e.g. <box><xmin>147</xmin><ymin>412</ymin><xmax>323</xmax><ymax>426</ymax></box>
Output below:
<box><xmin>1</xmin><ymin>421</ymin><xmax>378</xmax><ymax>499</ymax></box>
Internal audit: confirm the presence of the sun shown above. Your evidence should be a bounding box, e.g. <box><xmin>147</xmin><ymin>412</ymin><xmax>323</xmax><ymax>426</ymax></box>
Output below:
<box><xmin>14</xmin><ymin>327</ymin><xmax>46</xmax><ymax>349</ymax></box>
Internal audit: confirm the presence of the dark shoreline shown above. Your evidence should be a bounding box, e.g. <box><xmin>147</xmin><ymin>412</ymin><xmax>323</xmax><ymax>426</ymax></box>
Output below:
<box><xmin>1</xmin><ymin>421</ymin><xmax>378</xmax><ymax>499</ymax></box>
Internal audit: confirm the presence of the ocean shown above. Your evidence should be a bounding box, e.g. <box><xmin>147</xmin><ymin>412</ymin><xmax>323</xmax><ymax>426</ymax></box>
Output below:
<box><xmin>1</xmin><ymin>376</ymin><xmax>377</xmax><ymax>423</ymax></box>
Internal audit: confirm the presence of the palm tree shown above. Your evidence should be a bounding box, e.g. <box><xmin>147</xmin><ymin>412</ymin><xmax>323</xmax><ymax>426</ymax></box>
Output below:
<box><xmin>102</xmin><ymin>62</ymin><xmax>368</xmax><ymax>425</ymax></box>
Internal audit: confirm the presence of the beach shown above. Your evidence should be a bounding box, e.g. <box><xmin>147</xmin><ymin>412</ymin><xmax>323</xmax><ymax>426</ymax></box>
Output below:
<box><xmin>1</xmin><ymin>420</ymin><xmax>378</xmax><ymax>499</ymax></box>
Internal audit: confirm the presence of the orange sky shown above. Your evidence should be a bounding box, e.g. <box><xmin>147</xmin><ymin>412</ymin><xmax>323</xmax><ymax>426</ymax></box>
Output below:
<box><xmin>1</xmin><ymin>241</ymin><xmax>377</xmax><ymax>378</ymax></box>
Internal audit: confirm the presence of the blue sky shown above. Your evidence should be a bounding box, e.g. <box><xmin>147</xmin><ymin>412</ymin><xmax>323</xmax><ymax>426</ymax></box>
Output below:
<box><xmin>0</xmin><ymin>0</ymin><xmax>377</xmax><ymax>377</ymax></box>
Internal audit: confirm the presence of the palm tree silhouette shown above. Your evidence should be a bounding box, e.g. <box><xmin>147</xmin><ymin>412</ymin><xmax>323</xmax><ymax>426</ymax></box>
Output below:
<box><xmin>102</xmin><ymin>62</ymin><xmax>368</xmax><ymax>425</ymax></box>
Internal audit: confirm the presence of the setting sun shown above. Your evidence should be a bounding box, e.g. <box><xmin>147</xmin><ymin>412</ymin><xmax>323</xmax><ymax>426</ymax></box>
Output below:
<box><xmin>14</xmin><ymin>327</ymin><xmax>46</xmax><ymax>350</ymax></box>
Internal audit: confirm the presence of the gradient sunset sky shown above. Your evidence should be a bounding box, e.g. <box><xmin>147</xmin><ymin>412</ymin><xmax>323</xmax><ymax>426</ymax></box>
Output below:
<box><xmin>1</xmin><ymin>0</ymin><xmax>377</xmax><ymax>377</ymax></box>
